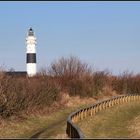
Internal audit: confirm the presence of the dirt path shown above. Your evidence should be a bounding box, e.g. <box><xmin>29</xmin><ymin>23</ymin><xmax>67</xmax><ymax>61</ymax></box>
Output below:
<box><xmin>30</xmin><ymin>106</ymin><xmax>79</xmax><ymax>138</ymax></box>
<box><xmin>30</xmin><ymin>119</ymin><xmax>67</xmax><ymax>138</ymax></box>
<box><xmin>29</xmin><ymin>95</ymin><xmax>98</xmax><ymax>138</ymax></box>
<box><xmin>29</xmin><ymin>107</ymin><xmax>71</xmax><ymax>139</ymax></box>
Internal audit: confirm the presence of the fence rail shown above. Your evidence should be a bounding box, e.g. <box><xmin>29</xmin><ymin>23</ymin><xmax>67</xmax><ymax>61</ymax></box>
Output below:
<box><xmin>66</xmin><ymin>94</ymin><xmax>140</xmax><ymax>138</ymax></box>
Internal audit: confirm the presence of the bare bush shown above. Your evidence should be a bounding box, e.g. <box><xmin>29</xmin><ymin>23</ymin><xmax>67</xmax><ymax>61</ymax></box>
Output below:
<box><xmin>47</xmin><ymin>56</ymin><xmax>93</xmax><ymax>95</ymax></box>
<box><xmin>48</xmin><ymin>56</ymin><xmax>92</xmax><ymax>78</ymax></box>
<box><xmin>92</xmin><ymin>71</ymin><xmax>111</xmax><ymax>96</ymax></box>
<box><xmin>0</xmin><ymin>72</ymin><xmax>61</xmax><ymax>118</ymax></box>
<box><xmin>112</xmin><ymin>71</ymin><xmax>140</xmax><ymax>95</ymax></box>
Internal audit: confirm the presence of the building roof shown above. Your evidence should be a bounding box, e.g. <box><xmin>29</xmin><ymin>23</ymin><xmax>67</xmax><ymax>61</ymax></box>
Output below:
<box><xmin>6</xmin><ymin>71</ymin><xmax>27</xmax><ymax>77</ymax></box>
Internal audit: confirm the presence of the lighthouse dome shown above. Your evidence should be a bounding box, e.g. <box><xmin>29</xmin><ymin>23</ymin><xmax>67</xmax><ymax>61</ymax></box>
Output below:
<box><xmin>28</xmin><ymin>27</ymin><xmax>34</xmax><ymax>36</ymax></box>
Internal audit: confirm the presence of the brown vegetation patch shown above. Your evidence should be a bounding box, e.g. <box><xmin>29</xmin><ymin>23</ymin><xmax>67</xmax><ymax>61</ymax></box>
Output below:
<box><xmin>128</xmin><ymin>115</ymin><xmax>140</xmax><ymax>138</ymax></box>
<box><xmin>0</xmin><ymin>55</ymin><xmax>140</xmax><ymax>120</ymax></box>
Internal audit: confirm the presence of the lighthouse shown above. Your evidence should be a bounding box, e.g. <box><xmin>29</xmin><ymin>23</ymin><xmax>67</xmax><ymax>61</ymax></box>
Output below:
<box><xmin>26</xmin><ymin>27</ymin><xmax>37</xmax><ymax>77</ymax></box>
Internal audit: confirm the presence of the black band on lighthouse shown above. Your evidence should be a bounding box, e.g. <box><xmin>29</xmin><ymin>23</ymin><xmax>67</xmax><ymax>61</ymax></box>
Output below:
<box><xmin>26</xmin><ymin>53</ymin><xmax>36</xmax><ymax>63</ymax></box>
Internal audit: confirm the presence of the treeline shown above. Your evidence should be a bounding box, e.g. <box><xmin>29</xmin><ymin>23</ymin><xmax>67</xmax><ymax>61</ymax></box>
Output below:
<box><xmin>0</xmin><ymin>56</ymin><xmax>140</xmax><ymax>118</ymax></box>
<box><xmin>44</xmin><ymin>56</ymin><xmax>140</xmax><ymax>96</ymax></box>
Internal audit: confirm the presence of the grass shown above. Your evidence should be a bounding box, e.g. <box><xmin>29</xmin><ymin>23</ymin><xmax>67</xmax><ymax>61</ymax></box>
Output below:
<box><xmin>0</xmin><ymin>107</ymin><xmax>73</xmax><ymax>138</ymax></box>
<box><xmin>1</xmin><ymin>94</ymin><xmax>139</xmax><ymax>139</ymax></box>
<box><xmin>0</xmin><ymin>95</ymin><xmax>97</xmax><ymax>138</ymax></box>
<box><xmin>77</xmin><ymin>100</ymin><xmax>140</xmax><ymax>138</ymax></box>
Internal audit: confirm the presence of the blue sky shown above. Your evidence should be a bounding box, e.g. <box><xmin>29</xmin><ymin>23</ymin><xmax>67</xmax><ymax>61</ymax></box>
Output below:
<box><xmin>0</xmin><ymin>1</ymin><xmax>140</xmax><ymax>75</ymax></box>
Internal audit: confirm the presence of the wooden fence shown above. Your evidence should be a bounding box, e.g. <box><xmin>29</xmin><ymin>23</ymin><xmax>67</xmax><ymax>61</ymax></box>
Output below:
<box><xmin>66</xmin><ymin>94</ymin><xmax>140</xmax><ymax>138</ymax></box>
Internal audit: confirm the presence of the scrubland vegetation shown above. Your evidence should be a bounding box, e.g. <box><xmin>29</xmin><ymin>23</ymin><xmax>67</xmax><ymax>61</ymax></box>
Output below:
<box><xmin>0</xmin><ymin>55</ymin><xmax>140</xmax><ymax>119</ymax></box>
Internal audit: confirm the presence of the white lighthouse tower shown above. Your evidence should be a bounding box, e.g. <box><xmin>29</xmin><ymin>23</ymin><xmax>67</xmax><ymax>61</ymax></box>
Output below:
<box><xmin>26</xmin><ymin>27</ymin><xmax>37</xmax><ymax>77</ymax></box>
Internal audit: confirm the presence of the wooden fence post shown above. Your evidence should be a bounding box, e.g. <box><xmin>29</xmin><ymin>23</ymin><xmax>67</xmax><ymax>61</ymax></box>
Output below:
<box><xmin>90</xmin><ymin>108</ymin><xmax>93</xmax><ymax>116</ymax></box>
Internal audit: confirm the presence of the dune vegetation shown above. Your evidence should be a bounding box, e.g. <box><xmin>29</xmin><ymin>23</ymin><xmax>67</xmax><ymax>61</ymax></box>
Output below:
<box><xmin>0</xmin><ymin>55</ymin><xmax>140</xmax><ymax>138</ymax></box>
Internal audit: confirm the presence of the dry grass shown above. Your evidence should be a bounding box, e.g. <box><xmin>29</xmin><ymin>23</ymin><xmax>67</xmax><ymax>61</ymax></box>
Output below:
<box><xmin>128</xmin><ymin>115</ymin><xmax>140</xmax><ymax>138</ymax></box>
<box><xmin>0</xmin><ymin>94</ymin><xmax>92</xmax><ymax>138</ymax></box>
<box><xmin>0</xmin><ymin>93</ymin><xmax>116</xmax><ymax>138</ymax></box>
<box><xmin>77</xmin><ymin>101</ymin><xmax>140</xmax><ymax>138</ymax></box>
